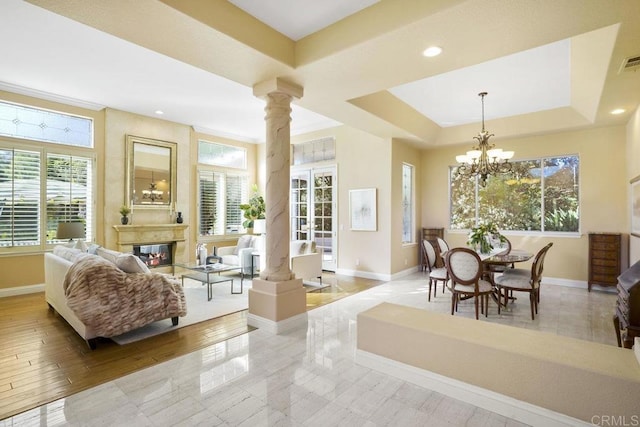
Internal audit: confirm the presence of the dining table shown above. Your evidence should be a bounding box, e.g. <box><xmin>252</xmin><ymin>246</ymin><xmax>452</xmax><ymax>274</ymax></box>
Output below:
<box><xmin>481</xmin><ymin>249</ymin><xmax>534</xmax><ymax>307</ymax></box>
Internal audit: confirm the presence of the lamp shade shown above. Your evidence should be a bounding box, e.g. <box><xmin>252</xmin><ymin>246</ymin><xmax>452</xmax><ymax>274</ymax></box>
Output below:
<box><xmin>253</xmin><ymin>219</ymin><xmax>266</xmax><ymax>235</ymax></box>
<box><xmin>57</xmin><ymin>222</ymin><xmax>85</xmax><ymax>240</ymax></box>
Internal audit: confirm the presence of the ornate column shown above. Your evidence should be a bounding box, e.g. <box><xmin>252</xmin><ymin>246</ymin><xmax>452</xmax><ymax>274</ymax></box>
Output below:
<box><xmin>248</xmin><ymin>78</ymin><xmax>307</xmax><ymax>333</ymax></box>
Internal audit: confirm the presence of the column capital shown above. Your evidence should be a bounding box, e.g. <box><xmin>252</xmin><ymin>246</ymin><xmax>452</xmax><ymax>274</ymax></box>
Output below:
<box><xmin>253</xmin><ymin>77</ymin><xmax>303</xmax><ymax>100</ymax></box>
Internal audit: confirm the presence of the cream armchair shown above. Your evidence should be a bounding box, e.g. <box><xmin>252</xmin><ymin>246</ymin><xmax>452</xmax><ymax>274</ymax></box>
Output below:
<box><xmin>215</xmin><ymin>235</ymin><xmax>263</xmax><ymax>275</ymax></box>
<box><xmin>290</xmin><ymin>240</ymin><xmax>323</xmax><ymax>286</ymax></box>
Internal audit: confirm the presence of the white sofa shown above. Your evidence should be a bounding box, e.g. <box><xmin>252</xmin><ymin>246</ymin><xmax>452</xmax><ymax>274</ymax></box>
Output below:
<box><xmin>45</xmin><ymin>245</ymin><xmax>186</xmax><ymax>349</ymax></box>
<box><xmin>215</xmin><ymin>237</ymin><xmax>323</xmax><ymax>285</ymax></box>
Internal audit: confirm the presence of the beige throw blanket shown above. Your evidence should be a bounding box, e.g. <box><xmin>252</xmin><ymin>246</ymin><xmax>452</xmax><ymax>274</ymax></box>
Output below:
<box><xmin>64</xmin><ymin>255</ymin><xmax>187</xmax><ymax>337</ymax></box>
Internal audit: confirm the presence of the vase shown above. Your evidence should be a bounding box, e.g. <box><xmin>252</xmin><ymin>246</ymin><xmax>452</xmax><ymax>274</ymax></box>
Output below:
<box><xmin>176</xmin><ymin>212</ymin><xmax>183</xmax><ymax>224</ymax></box>
<box><xmin>121</xmin><ymin>216</ymin><xmax>129</xmax><ymax>225</ymax></box>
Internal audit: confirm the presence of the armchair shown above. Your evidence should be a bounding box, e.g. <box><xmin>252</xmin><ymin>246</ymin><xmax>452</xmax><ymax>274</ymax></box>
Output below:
<box><xmin>290</xmin><ymin>240</ymin><xmax>323</xmax><ymax>286</ymax></box>
<box><xmin>215</xmin><ymin>235</ymin><xmax>263</xmax><ymax>275</ymax></box>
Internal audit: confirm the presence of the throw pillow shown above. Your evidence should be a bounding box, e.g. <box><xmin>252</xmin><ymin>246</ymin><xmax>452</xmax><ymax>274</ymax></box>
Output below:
<box><xmin>53</xmin><ymin>245</ymin><xmax>89</xmax><ymax>263</ymax></box>
<box><xmin>290</xmin><ymin>241</ymin><xmax>307</xmax><ymax>256</ymax></box>
<box><xmin>115</xmin><ymin>253</ymin><xmax>151</xmax><ymax>274</ymax></box>
<box><xmin>233</xmin><ymin>235</ymin><xmax>254</xmax><ymax>255</ymax></box>
<box><xmin>96</xmin><ymin>247</ymin><xmax>121</xmax><ymax>265</ymax></box>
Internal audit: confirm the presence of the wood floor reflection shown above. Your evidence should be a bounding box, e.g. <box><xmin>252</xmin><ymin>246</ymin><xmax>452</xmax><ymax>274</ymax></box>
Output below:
<box><xmin>0</xmin><ymin>273</ymin><xmax>383</xmax><ymax>421</ymax></box>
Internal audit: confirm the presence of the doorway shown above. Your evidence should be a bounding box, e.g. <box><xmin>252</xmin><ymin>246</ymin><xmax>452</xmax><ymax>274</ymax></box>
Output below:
<box><xmin>291</xmin><ymin>166</ymin><xmax>337</xmax><ymax>272</ymax></box>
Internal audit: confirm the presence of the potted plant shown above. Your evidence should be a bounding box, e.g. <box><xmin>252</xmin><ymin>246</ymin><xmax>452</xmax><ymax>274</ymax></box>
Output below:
<box><xmin>467</xmin><ymin>221</ymin><xmax>505</xmax><ymax>254</ymax></box>
<box><xmin>119</xmin><ymin>205</ymin><xmax>131</xmax><ymax>225</ymax></box>
<box><xmin>239</xmin><ymin>185</ymin><xmax>265</xmax><ymax>231</ymax></box>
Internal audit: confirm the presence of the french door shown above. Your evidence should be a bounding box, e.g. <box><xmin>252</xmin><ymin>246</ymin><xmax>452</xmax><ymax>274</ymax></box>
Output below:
<box><xmin>291</xmin><ymin>166</ymin><xmax>337</xmax><ymax>272</ymax></box>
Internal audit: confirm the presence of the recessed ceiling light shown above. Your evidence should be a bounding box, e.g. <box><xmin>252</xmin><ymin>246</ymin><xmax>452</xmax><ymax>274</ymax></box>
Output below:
<box><xmin>610</xmin><ymin>108</ymin><xmax>625</xmax><ymax>115</ymax></box>
<box><xmin>423</xmin><ymin>46</ymin><xmax>442</xmax><ymax>57</ymax></box>
<box><xmin>155</xmin><ymin>110</ymin><xmax>164</xmax><ymax>115</ymax></box>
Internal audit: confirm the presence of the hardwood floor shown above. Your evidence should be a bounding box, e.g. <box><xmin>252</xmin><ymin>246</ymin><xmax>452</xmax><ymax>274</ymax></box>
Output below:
<box><xmin>0</xmin><ymin>274</ymin><xmax>383</xmax><ymax>421</ymax></box>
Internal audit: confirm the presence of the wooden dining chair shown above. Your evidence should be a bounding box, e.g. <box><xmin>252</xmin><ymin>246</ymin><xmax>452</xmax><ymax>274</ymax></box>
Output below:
<box><xmin>422</xmin><ymin>239</ymin><xmax>448</xmax><ymax>301</ymax></box>
<box><xmin>493</xmin><ymin>243</ymin><xmax>553</xmax><ymax>320</ymax></box>
<box><xmin>445</xmin><ymin>247</ymin><xmax>494</xmax><ymax>319</ymax></box>
<box><xmin>436</xmin><ymin>237</ymin><xmax>450</xmax><ymax>268</ymax></box>
<box><xmin>484</xmin><ymin>236</ymin><xmax>512</xmax><ymax>284</ymax></box>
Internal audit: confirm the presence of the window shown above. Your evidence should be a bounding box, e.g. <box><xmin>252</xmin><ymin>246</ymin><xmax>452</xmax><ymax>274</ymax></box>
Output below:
<box><xmin>0</xmin><ymin>100</ymin><xmax>93</xmax><ymax>147</ymax></box>
<box><xmin>198</xmin><ymin>171</ymin><xmax>248</xmax><ymax>236</ymax></box>
<box><xmin>450</xmin><ymin>155</ymin><xmax>579</xmax><ymax>233</ymax></box>
<box><xmin>292</xmin><ymin>137</ymin><xmax>335</xmax><ymax>165</ymax></box>
<box><xmin>0</xmin><ymin>101</ymin><xmax>94</xmax><ymax>251</ymax></box>
<box><xmin>198</xmin><ymin>140</ymin><xmax>246</xmax><ymax>169</ymax></box>
<box><xmin>402</xmin><ymin>163</ymin><xmax>414</xmax><ymax>243</ymax></box>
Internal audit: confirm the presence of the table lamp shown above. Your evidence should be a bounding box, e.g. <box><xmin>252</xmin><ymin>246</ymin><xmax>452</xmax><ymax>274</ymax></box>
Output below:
<box><xmin>57</xmin><ymin>221</ymin><xmax>87</xmax><ymax>252</ymax></box>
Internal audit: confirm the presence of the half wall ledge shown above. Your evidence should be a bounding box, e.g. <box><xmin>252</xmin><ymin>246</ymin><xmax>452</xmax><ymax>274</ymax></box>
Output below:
<box><xmin>356</xmin><ymin>302</ymin><xmax>640</xmax><ymax>426</ymax></box>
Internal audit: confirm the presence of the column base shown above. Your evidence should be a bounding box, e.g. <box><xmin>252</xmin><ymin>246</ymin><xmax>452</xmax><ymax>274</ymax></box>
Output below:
<box><xmin>248</xmin><ymin>277</ymin><xmax>307</xmax><ymax>333</ymax></box>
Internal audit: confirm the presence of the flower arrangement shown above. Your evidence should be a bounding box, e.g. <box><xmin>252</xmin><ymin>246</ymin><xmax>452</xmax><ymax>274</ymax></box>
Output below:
<box><xmin>467</xmin><ymin>221</ymin><xmax>506</xmax><ymax>254</ymax></box>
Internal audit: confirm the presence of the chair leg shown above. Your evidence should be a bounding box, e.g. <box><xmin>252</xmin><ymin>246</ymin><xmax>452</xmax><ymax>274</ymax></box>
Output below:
<box><xmin>427</xmin><ymin>279</ymin><xmax>432</xmax><ymax>302</ymax></box>
<box><xmin>530</xmin><ymin>293</ymin><xmax>535</xmax><ymax>320</ymax></box>
<box><xmin>485</xmin><ymin>294</ymin><xmax>489</xmax><ymax>317</ymax></box>
<box><xmin>474</xmin><ymin>295</ymin><xmax>479</xmax><ymax>320</ymax></box>
<box><xmin>497</xmin><ymin>287</ymin><xmax>502</xmax><ymax>314</ymax></box>
<box><xmin>451</xmin><ymin>293</ymin><xmax>456</xmax><ymax>315</ymax></box>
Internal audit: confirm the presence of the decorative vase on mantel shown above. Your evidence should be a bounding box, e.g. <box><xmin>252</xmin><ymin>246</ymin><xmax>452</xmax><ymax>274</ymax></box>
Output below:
<box><xmin>121</xmin><ymin>216</ymin><xmax>129</xmax><ymax>225</ymax></box>
<box><xmin>176</xmin><ymin>212</ymin><xmax>183</xmax><ymax>224</ymax></box>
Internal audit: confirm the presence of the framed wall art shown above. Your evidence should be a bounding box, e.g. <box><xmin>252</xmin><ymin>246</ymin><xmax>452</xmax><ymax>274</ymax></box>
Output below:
<box><xmin>349</xmin><ymin>188</ymin><xmax>377</xmax><ymax>231</ymax></box>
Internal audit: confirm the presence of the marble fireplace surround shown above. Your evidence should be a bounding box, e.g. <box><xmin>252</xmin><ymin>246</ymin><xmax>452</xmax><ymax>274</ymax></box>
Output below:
<box><xmin>112</xmin><ymin>224</ymin><xmax>188</xmax><ymax>269</ymax></box>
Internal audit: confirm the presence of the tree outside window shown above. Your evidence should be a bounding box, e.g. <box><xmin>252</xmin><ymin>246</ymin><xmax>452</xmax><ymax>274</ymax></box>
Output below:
<box><xmin>450</xmin><ymin>155</ymin><xmax>579</xmax><ymax>233</ymax></box>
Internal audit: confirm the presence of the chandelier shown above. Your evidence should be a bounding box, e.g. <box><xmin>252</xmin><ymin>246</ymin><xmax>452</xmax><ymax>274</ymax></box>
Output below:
<box><xmin>454</xmin><ymin>92</ymin><xmax>514</xmax><ymax>186</ymax></box>
<box><xmin>142</xmin><ymin>172</ymin><xmax>163</xmax><ymax>202</ymax></box>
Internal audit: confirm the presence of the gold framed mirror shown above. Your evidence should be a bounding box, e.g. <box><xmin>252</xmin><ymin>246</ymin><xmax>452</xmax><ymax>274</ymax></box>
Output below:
<box><xmin>126</xmin><ymin>135</ymin><xmax>177</xmax><ymax>209</ymax></box>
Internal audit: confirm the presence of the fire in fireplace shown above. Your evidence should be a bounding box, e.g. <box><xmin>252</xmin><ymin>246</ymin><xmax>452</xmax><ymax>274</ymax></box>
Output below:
<box><xmin>133</xmin><ymin>243</ymin><xmax>173</xmax><ymax>268</ymax></box>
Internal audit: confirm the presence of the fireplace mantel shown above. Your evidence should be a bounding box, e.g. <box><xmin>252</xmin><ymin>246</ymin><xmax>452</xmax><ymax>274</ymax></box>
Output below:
<box><xmin>113</xmin><ymin>224</ymin><xmax>189</xmax><ymax>265</ymax></box>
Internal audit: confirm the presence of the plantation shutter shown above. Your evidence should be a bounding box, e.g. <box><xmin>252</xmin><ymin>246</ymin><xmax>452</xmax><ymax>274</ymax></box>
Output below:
<box><xmin>225</xmin><ymin>175</ymin><xmax>247</xmax><ymax>234</ymax></box>
<box><xmin>46</xmin><ymin>154</ymin><xmax>93</xmax><ymax>242</ymax></box>
<box><xmin>199</xmin><ymin>171</ymin><xmax>223</xmax><ymax>236</ymax></box>
<box><xmin>0</xmin><ymin>149</ymin><xmax>41</xmax><ymax>246</ymax></box>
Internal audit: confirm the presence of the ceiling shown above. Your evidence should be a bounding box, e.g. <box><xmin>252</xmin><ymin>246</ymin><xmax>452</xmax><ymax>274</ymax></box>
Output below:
<box><xmin>1</xmin><ymin>0</ymin><xmax>639</xmax><ymax>148</ymax></box>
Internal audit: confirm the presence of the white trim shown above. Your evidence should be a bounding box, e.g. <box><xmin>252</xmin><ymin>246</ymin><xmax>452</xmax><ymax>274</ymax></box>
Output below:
<box><xmin>0</xmin><ymin>284</ymin><xmax>44</xmax><ymax>298</ymax></box>
<box><xmin>335</xmin><ymin>268</ymin><xmax>391</xmax><ymax>281</ymax></box>
<box><xmin>356</xmin><ymin>350</ymin><xmax>590</xmax><ymax>427</ymax></box>
<box><xmin>543</xmin><ymin>277</ymin><xmax>616</xmax><ymax>293</ymax></box>
<box><xmin>0</xmin><ymin>81</ymin><xmax>105</xmax><ymax>111</ymax></box>
<box><xmin>247</xmin><ymin>312</ymin><xmax>308</xmax><ymax>334</ymax></box>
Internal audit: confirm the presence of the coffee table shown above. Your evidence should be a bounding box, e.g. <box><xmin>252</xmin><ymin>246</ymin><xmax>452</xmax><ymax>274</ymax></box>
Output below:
<box><xmin>174</xmin><ymin>263</ymin><xmax>243</xmax><ymax>301</ymax></box>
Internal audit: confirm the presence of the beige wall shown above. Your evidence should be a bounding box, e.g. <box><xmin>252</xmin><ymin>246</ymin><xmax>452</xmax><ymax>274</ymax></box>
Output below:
<box><xmin>422</xmin><ymin>125</ymin><xmax>628</xmax><ymax>282</ymax></box>
<box><xmin>102</xmin><ymin>108</ymin><xmax>191</xmax><ymax>255</ymax></box>
<box><xmin>292</xmin><ymin>125</ymin><xmax>394</xmax><ymax>276</ymax></box>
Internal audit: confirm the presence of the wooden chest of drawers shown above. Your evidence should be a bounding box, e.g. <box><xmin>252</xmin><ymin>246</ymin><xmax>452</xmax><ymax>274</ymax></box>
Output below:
<box><xmin>588</xmin><ymin>233</ymin><xmax>627</xmax><ymax>292</ymax></box>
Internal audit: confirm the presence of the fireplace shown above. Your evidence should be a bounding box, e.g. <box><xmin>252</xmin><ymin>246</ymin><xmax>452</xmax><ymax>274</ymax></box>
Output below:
<box><xmin>133</xmin><ymin>243</ymin><xmax>173</xmax><ymax>268</ymax></box>
<box><xmin>112</xmin><ymin>224</ymin><xmax>188</xmax><ymax>270</ymax></box>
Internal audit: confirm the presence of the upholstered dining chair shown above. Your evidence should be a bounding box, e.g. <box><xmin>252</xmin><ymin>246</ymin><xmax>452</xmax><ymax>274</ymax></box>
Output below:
<box><xmin>493</xmin><ymin>242</ymin><xmax>553</xmax><ymax>320</ymax></box>
<box><xmin>422</xmin><ymin>239</ymin><xmax>448</xmax><ymax>301</ymax></box>
<box><xmin>436</xmin><ymin>237</ymin><xmax>450</xmax><ymax>269</ymax></box>
<box><xmin>484</xmin><ymin>237</ymin><xmax>513</xmax><ymax>283</ymax></box>
<box><xmin>445</xmin><ymin>247</ymin><xmax>494</xmax><ymax>319</ymax></box>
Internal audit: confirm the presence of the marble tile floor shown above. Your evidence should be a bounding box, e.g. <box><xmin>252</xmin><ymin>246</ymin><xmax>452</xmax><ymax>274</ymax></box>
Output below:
<box><xmin>1</xmin><ymin>272</ymin><xmax>618</xmax><ymax>426</ymax></box>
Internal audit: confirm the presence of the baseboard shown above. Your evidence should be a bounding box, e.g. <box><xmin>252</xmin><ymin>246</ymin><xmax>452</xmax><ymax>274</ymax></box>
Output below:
<box><xmin>247</xmin><ymin>311</ymin><xmax>308</xmax><ymax>334</ymax></box>
<box><xmin>0</xmin><ymin>284</ymin><xmax>44</xmax><ymax>298</ymax></box>
<box><xmin>356</xmin><ymin>350</ymin><xmax>590</xmax><ymax>427</ymax></box>
<box><xmin>543</xmin><ymin>277</ymin><xmax>616</xmax><ymax>293</ymax></box>
<box><xmin>335</xmin><ymin>268</ymin><xmax>391</xmax><ymax>281</ymax></box>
